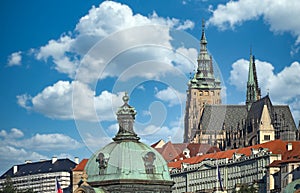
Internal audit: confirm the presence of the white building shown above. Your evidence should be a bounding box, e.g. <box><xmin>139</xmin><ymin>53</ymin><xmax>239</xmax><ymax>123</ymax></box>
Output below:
<box><xmin>169</xmin><ymin>140</ymin><xmax>300</xmax><ymax>193</ymax></box>
<box><xmin>0</xmin><ymin>157</ymin><xmax>78</xmax><ymax>193</ymax></box>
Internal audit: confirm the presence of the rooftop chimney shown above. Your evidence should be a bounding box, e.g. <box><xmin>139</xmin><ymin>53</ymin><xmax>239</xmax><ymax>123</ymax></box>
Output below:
<box><xmin>13</xmin><ymin>165</ymin><xmax>18</xmax><ymax>174</ymax></box>
<box><xmin>74</xmin><ymin>157</ymin><xmax>79</xmax><ymax>164</ymax></box>
<box><xmin>25</xmin><ymin>160</ymin><xmax>32</xmax><ymax>164</ymax></box>
<box><xmin>52</xmin><ymin>156</ymin><xmax>58</xmax><ymax>164</ymax></box>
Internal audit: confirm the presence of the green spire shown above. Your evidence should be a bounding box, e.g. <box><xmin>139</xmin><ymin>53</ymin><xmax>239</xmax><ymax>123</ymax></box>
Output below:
<box><xmin>200</xmin><ymin>19</ymin><xmax>207</xmax><ymax>52</ymax></box>
<box><xmin>189</xmin><ymin>19</ymin><xmax>221</xmax><ymax>90</ymax></box>
<box><xmin>246</xmin><ymin>50</ymin><xmax>261</xmax><ymax>110</ymax></box>
<box><xmin>113</xmin><ymin>92</ymin><xmax>140</xmax><ymax>141</ymax></box>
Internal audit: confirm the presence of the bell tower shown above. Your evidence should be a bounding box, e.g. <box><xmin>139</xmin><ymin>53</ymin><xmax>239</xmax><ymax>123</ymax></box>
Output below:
<box><xmin>183</xmin><ymin>20</ymin><xmax>222</xmax><ymax>143</ymax></box>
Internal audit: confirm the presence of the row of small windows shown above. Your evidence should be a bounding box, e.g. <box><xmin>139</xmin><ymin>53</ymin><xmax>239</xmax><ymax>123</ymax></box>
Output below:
<box><xmin>193</xmin><ymin>91</ymin><xmax>220</xmax><ymax>96</ymax></box>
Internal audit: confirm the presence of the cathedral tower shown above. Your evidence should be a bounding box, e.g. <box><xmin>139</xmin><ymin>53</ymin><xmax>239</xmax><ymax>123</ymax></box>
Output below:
<box><xmin>183</xmin><ymin>20</ymin><xmax>222</xmax><ymax>143</ymax></box>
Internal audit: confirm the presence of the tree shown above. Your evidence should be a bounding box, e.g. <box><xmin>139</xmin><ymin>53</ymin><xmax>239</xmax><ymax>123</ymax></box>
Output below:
<box><xmin>0</xmin><ymin>176</ymin><xmax>17</xmax><ymax>193</ymax></box>
<box><xmin>20</xmin><ymin>189</ymin><xmax>35</xmax><ymax>193</ymax></box>
<box><xmin>0</xmin><ymin>176</ymin><xmax>35</xmax><ymax>193</ymax></box>
<box><xmin>234</xmin><ymin>183</ymin><xmax>258</xmax><ymax>193</ymax></box>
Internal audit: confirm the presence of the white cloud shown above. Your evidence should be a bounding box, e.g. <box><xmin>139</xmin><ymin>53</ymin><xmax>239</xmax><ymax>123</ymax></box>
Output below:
<box><xmin>0</xmin><ymin>128</ymin><xmax>82</xmax><ymax>173</ymax></box>
<box><xmin>176</xmin><ymin>20</ymin><xmax>195</xmax><ymax>30</ymax></box>
<box><xmin>108</xmin><ymin>123</ymin><xmax>119</xmax><ymax>134</ymax></box>
<box><xmin>229</xmin><ymin>58</ymin><xmax>274</xmax><ymax>91</ymax></box>
<box><xmin>155</xmin><ymin>87</ymin><xmax>186</xmax><ymax>107</ymax></box>
<box><xmin>136</xmin><ymin>124</ymin><xmax>183</xmax><ymax>144</ymax></box>
<box><xmin>0</xmin><ymin>128</ymin><xmax>24</xmax><ymax>138</ymax></box>
<box><xmin>33</xmin><ymin>1</ymin><xmax>194</xmax><ymax>79</ymax></box>
<box><xmin>17</xmin><ymin>80</ymin><xmax>123</xmax><ymax>121</ymax></box>
<box><xmin>7</xmin><ymin>51</ymin><xmax>22</xmax><ymax>66</ymax></box>
<box><xmin>173</xmin><ymin>46</ymin><xmax>198</xmax><ymax>73</ymax></box>
<box><xmin>0</xmin><ymin>145</ymin><xmax>47</xmax><ymax>173</ymax></box>
<box><xmin>229</xmin><ymin>58</ymin><xmax>300</xmax><ymax>121</ymax></box>
<box><xmin>22</xmin><ymin>133</ymin><xmax>82</xmax><ymax>151</ymax></box>
<box><xmin>83</xmin><ymin>132</ymin><xmax>112</xmax><ymax>150</ymax></box>
<box><xmin>137</xmin><ymin>85</ymin><xmax>145</xmax><ymax>91</ymax></box>
<box><xmin>16</xmin><ymin>1</ymin><xmax>197</xmax><ymax>121</ymax></box>
<box><xmin>208</xmin><ymin>0</ymin><xmax>300</xmax><ymax>48</ymax></box>
<box><xmin>0</xmin><ymin>128</ymin><xmax>82</xmax><ymax>152</ymax></box>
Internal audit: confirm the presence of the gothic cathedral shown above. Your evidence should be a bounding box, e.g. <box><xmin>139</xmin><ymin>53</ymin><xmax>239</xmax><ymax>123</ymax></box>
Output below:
<box><xmin>183</xmin><ymin>21</ymin><xmax>299</xmax><ymax>149</ymax></box>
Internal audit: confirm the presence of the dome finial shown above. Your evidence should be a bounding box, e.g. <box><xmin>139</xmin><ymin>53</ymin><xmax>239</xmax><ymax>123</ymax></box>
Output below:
<box><xmin>114</xmin><ymin>92</ymin><xmax>139</xmax><ymax>141</ymax></box>
<box><xmin>123</xmin><ymin>92</ymin><xmax>129</xmax><ymax>104</ymax></box>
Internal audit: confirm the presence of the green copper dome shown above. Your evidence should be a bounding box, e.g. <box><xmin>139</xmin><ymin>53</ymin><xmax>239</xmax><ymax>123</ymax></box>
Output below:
<box><xmin>85</xmin><ymin>93</ymin><xmax>172</xmax><ymax>186</ymax></box>
<box><xmin>283</xmin><ymin>179</ymin><xmax>300</xmax><ymax>193</ymax></box>
<box><xmin>85</xmin><ymin>140</ymin><xmax>171</xmax><ymax>184</ymax></box>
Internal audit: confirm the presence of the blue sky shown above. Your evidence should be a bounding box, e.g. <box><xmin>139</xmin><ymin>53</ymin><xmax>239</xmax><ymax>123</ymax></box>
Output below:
<box><xmin>1</xmin><ymin>0</ymin><xmax>300</xmax><ymax>174</ymax></box>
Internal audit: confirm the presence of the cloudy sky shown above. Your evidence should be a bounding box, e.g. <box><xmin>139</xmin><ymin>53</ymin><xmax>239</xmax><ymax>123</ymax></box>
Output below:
<box><xmin>1</xmin><ymin>0</ymin><xmax>300</xmax><ymax>174</ymax></box>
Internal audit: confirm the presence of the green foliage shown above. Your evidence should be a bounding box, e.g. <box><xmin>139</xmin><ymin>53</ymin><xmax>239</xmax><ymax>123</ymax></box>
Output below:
<box><xmin>234</xmin><ymin>183</ymin><xmax>258</xmax><ymax>193</ymax></box>
<box><xmin>0</xmin><ymin>176</ymin><xmax>17</xmax><ymax>193</ymax></box>
<box><xmin>0</xmin><ymin>176</ymin><xmax>35</xmax><ymax>193</ymax></box>
<box><xmin>19</xmin><ymin>189</ymin><xmax>35</xmax><ymax>193</ymax></box>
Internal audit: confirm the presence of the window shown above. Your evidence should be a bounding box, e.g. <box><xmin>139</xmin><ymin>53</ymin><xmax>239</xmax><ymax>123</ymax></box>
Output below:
<box><xmin>264</xmin><ymin>135</ymin><xmax>270</xmax><ymax>141</ymax></box>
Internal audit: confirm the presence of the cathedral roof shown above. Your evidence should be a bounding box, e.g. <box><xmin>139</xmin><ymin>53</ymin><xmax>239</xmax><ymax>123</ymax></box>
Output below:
<box><xmin>198</xmin><ymin>105</ymin><xmax>248</xmax><ymax>132</ymax></box>
<box><xmin>247</xmin><ymin>95</ymin><xmax>272</xmax><ymax>120</ymax></box>
<box><xmin>198</xmin><ymin>95</ymin><xmax>296</xmax><ymax>134</ymax></box>
<box><xmin>273</xmin><ymin>105</ymin><xmax>297</xmax><ymax>131</ymax></box>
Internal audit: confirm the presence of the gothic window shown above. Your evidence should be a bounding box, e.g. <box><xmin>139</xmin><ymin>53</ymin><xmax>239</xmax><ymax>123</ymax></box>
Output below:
<box><xmin>143</xmin><ymin>151</ymin><xmax>156</xmax><ymax>174</ymax></box>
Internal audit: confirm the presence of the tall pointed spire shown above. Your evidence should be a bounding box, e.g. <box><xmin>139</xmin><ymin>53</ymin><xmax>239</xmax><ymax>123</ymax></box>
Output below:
<box><xmin>194</xmin><ymin>19</ymin><xmax>216</xmax><ymax>81</ymax></box>
<box><xmin>200</xmin><ymin>19</ymin><xmax>207</xmax><ymax>52</ymax></box>
<box><xmin>113</xmin><ymin>92</ymin><xmax>140</xmax><ymax>141</ymax></box>
<box><xmin>246</xmin><ymin>50</ymin><xmax>261</xmax><ymax>110</ymax></box>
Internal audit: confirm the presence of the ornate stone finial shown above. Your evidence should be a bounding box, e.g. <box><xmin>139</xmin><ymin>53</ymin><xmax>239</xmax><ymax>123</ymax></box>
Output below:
<box><xmin>123</xmin><ymin>92</ymin><xmax>129</xmax><ymax>104</ymax></box>
<box><xmin>113</xmin><ymin>92</ymin><xmax>140</xmax><ymax>141</ymax></box>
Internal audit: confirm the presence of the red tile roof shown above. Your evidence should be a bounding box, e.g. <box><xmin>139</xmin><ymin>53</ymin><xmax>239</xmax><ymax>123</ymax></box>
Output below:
<box><xmin>168</xmin><ymin>140</ymin><xmax>300</xmax><ymax>169</ymax></box>
<box><xmin>151</xmin><ymin>139</ymin><xmax>165</xmax><ymax>148</ymax></box>
<box><xmin>73</xmin><ymin>159</ymin><xmax>88</xmax><ymax>171</ymax></box>
<box><xmin>153</xmin><ymin>141</ymin><xmax>220</xmax><ymax>162</ymax></box>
